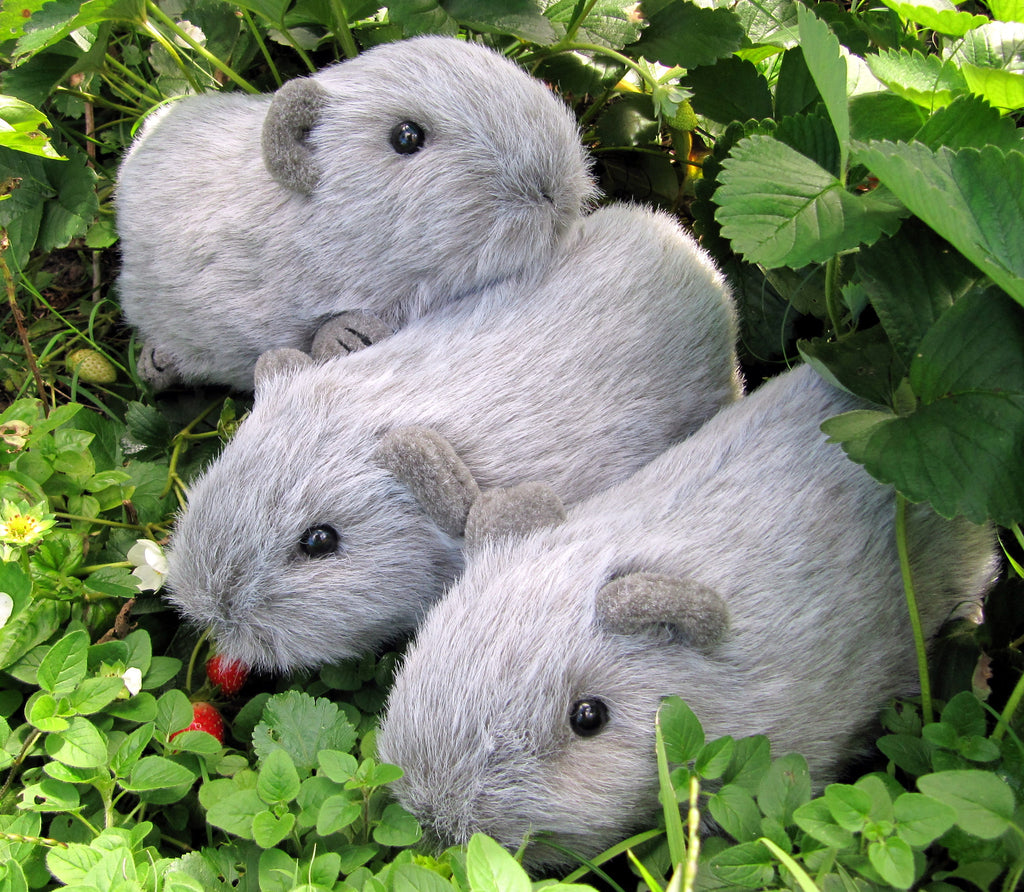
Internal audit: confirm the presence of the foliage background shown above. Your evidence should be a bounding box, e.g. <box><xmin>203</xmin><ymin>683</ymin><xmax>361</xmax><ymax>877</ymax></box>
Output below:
<box><xmin>1</xmin><ymin>0</ymin><xmax>1024</xmax><ymax>889</ymax></box>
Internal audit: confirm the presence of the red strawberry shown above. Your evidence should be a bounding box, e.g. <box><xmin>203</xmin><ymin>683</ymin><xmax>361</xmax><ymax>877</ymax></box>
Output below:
<box><xmin>171</xmin><ymin>701</ymin><xmax>224</xmax><ymax>743</ymax></box>
<box><xmin>205</xmin><ymin>654</ymin><xmax>249</xmax><ymax>696</ymax></box>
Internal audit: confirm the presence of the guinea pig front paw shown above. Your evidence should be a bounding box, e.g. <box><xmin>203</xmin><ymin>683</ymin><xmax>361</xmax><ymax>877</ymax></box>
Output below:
<box><xmin>311</xmin><ymin>311</ymin><xmax>394</xmax><ymax>359</ymax></box>
<box><xmin>137</xmin><ymin>343</ymin><xmax>183</xmax><ymax>392</ymax></box>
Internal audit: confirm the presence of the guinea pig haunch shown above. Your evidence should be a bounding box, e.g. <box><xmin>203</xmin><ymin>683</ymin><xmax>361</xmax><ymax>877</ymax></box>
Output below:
<box><xmin>377</xmin><ymin>364</ymin><xmax>998</xmax><ymax>871</ymax></box>
<box><xmin>163</xmin><ymin>204</ymin><xmax>742</xmax><ymax>672</ymax></box>
<box><xmin>115</xmin><ymin>36</ymin><xmax>596</xmax><ymax>390</ymax></box>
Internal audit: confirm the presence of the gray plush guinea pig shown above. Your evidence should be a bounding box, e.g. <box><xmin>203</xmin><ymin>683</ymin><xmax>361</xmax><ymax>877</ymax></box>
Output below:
<box><xmin>376</xmin><ymin>363</ymin><xmax>998</xmax><ymax>871</ymax></box>
<box><xmin>115</xmin><ymin>36</ymin><xmax>595</xmax><ymax>390</ymax></box>
<box><xmin>163</xmin><ymin>202</ymin><xmax>743</xmax><ymax>672</ymax></box>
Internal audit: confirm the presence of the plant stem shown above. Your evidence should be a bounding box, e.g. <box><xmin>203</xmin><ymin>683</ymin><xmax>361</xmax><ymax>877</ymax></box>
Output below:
<box><xmin>0</xmin><ymin>729</ymin><xmax>43</xmax><ymax>806</ymax></box>
<box><xmin>896</xmin><ymin>494</ymin><xmax>933</xmax><ymax>724</ymax></box>
<box><xmin>55</xmin><ymin>512</ymin><xmax>149</xmax><ymax>532</ymax></box>
<box><xmin>329</xmin><ymin>0</ymin><xmax>359</xmax><ymax>58</ymax></box>
<box><xmin>241</xmin><ymin>9</ymin><xmax>282</xmax><ymax>87</ymax></box>
<box><xmin>530</xmin><ymin>42</ymin><xmax>655</xmax><ymax>92</ymax></box>
<box><xmin>104</xmin><ymin>54</ymin><xmax>165</xmax><ymax>103</ymax></box>
<box><xmin>145</xmin><ymin>2</ymin><xmax>258</xmax><ymax>93</ymax></box>
<box><xmin>185</xmin><ymin>627</ymin><xmax>211</xmax><ymax>694</ymax></box>
<box><xmin>562</xmin><ymin>0</ymin><xmax>601</xmax><ymax>45</ymax></box>
<box><xmin>160</xmin><ymin>399</ymin><xmax>223</xmax><ymax>499</ymax></box>
<box><xmin>683</xmin><ymin>774</ymin><xmax>701</xmax><ymax>892</ymax></box>
<box><xmin>992</xmin><ymin>665</ymin><xmax>1024</xmax><ymax>742</ymax></box>
<box><xmin>141</xmin><ymin>19</ymin><xmax>203</xmax><ymax>93</ymax></box>
<box><xmin>0</xmin><ymin>248</ymin><xmax>49</xmax><ymax>412</ymax></box>
<box><xmin>824</xmin><ymin>253</ymin><xmax>844</xmax><ymax>337</ymax></box>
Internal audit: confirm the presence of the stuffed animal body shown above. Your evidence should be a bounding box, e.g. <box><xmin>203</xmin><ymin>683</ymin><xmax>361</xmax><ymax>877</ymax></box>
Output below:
<box><xmin>164</xmin><ymin>203</ymin><xmax>742</xmax><ymax>671</ymax></box>
<box><xmin>116</xmin><ymin>36</ymin><xmax>595</xmax><ymax>389</ymax></box>
<box><xmin>377</xmin><ymin>364</ymin><xmax>998</xmax><ymax>870</ymax></box>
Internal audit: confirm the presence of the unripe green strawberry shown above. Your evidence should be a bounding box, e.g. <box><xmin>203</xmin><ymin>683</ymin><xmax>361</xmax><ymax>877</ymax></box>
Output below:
<box><xmin>66</xmin><ymin>348</ymin><xmax>117</xmax><ymax>384</ymax></box>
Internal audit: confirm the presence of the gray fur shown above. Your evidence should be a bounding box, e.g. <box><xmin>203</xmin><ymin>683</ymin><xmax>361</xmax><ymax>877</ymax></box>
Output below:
<box><xmin>115</xmin><ymin>36</ymin><xmax>596</xmax><ymax>390</ymax></box>
<box><xmin>377</xmin><ymin>364</ymin><xmax>998</xmax><ymax>870</ymax></box>
<box><xmin>164</xmin><ymin>203</ymin><xmax>743</xmax><ymax>672</ymax></box>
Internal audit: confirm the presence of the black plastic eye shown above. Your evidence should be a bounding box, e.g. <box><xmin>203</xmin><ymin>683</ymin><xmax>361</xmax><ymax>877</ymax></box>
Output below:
<box><xmin>298</xmin><ymin>525</ymin><xmax>339</xmax><ymax>558</ymax></box>
<box><xmin>569</xmin><ymin>698</ymin><xmax>609</xmax><ymax>737</ymax></box>
<box><xmin>390</xmin><ymin>121</ymin><xmax>425</xmax><ymax>155</ymax></box>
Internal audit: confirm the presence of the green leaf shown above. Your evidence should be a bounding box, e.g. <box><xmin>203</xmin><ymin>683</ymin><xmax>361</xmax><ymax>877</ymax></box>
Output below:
<box><xmin>0</xmin><ymin>96</ymin><xmax>64</xmax><ymax>160</ymax></box>
<box><xmin>392</xmin><ymin>863</ymin><xmax>457</xmax><ymax>892</ymax></box>
<box><xmin>708</xmin><ymin>783</ymin><xmax>763</xmax><ymax>842</ymax></box>
<box><xmin>122</xmin><ymin>756</ymin><xmax>197</xmax><ymax>791</ymax></box>
<box><xmin>880</xmin><ymin>0</ymin><xmax>988</xmax><ymax>36</ymax></box>
<box><xmin>825</xmin><ymin>288</ymin><xmax>1024</xmax><ymax>525</ymax></box>
<box><xmin>27</xmin><ymin>693</ymin><xmax>69</xmax><ymax>733</ymax></box>
<box><xmin>658</xmin><ymin>696</ymin><xmax>704</xmax><ymax>762</ymax></box>
<box><xmin>545</xmin><ymin>0</ymin><xmax>644</xmax><ymax>48</ymax></box>
<box><xmin>824</xmin><ymin>784</ymin><xmax>873</xmax><ymax>832</ymax></box>
<box><xmin>0</xmin><ymin>595</ymin><xmax>65</xmax><ymax>673</ymax></box>
<box><xmin>856</xmin><ymin>221</ymin><xmax>982</xmax><ymax>367</ymax></box>
<box><xmin>867</xmin><ymin>835</ymin><xmax>916</xmax><ymax>888</ymax></box>
<box><xmin>793</xmin><ymin>797</ymin><xmax>857</xmax><ymax>849</ymax></box>
<box><xmin>465</xmin><ymin>833</ymin><xmax>530</xmax><ymax>892</ymax></box>
<box><xmin>855</xmin><ymin>142</ymin><xmax>1024</xmax><ymax>306</ymax></box>
<box><xmin>44</xmin><ymin>715</ymin><xmax>108</xmax><ymax>768</ymax></box>
<box><xmin>716</xmin><ymin>135</ymin><xmax>904</xmax><ymax>268</ymax></box>
<box><xmin>849</xmin><ymin>91</ymin><xmax>928</xmax><ymax>142</ymax></box>
<box><xmin>448</xmin><ymin>0</ymin><xmax>558</xmax><ymax>43</ymax></box>
<box><xmin>723</xmin><ymin>735</ymin><xmax>772</xmax><ymax>791</ymax></box>
<box><xmin>914</xmin><ymin>93</ymin><xmax>1024</xmax><ymax>152</ymax></box>
<box><xmin>110</xmin><ymin>724</ymin><xmax>154</xmax><ymax>778</ymax></box>
<box><xmin>757</xmin><ymin>753</ymin><xmax>811</xmax><ymax>826</ymax></box>
<box><xmin>253</xmin><ymin>692</ymin><xmax>357</xmax><ymax>776</ymax></box>
<box><xmin>733</xmin><ymin>0</ymin><xmax>800</xmax><ymax>48</ymax></box>
<box><xmin>796</xmin><ymin>3</ymin><xmax>849</xmax><ymax>170</ymax></box>
<box><xmin>19</xmin><ymin>777</ymin><xmax>79</xmax><ymax>812</ymax></box>
<box><xmin>252</xmin><ymin>810</ymin><xmax>296</xmax><ymax>849</ymax></box>
<box><xmin>204</xmin><ymin>787</ymin><xmax>264</xmax><ymax>839</ymax></box>
<box><xmin>941</xmin><ymin>690</ymin><xmax>988</xmax><ymax>738</ymax></box>
<box><xmin>948</xmin><ymin>19</ymin><xmax>1024</xmax><ymax>69</ymax></box>
<box><xmin>317</xmin><ymin>750</ymin><xmax>358</xmax><ymax>783</ymax></box>
<box><xmin>257</xmin><ymin>749</ymin><xmax>301</xmax><ymax>805</ymax></box>
<box><xmin>45</xmin><ymin>843</ymin><xmax>104</xmax><ymax>885</ymax></box>
<box><xmin>316</xmin><ymin>793</ymin><xmax>361</xmax><ymax>836</ymax></box>
<box><xmin>962</xmin><ymin>64</ymin><xmax>1024</xmax><ymax>111</ymax></box>
<box><xmin>682</xmin><ymin>56</ymin><xmax>774</xmax><ymax>124</ymax></box>
<box><xmin>866</xmin><ymin>49</ymin><xmax>966</xmax><ymax>109</ymax></box>
<box><xmin>696</xmin><ymin>735</ymin><xmax>735</xmax><ymax>779</ymax></box>
<box><xmin>372</xmin><ymin>802</ymin><xmax>423</xmax><ymax>847</ymax></box>
<box><xmin>630</xmin><ymin>1</ymin><xmax>745</xmax><ymax>68</ymax></box>
<box><xmin>709</xmin><ymin>839</ymin><xmax>775</xmax><ymax>887</ymax></box>
<box><xmin>893</xmin><ymin>792</ymin><xmax>957</xmax><ymax>846</ymax></box>
<box><xmin>876</xmin><ymin>733</ymin><xmax>935</xmax><ymax>777</ymax></box>
<box><xmin>155</xmin><ymin>689</ymin><xmax>194</xmax><ymax>742</ymax></box>
<box><xmin>916</xmin><ymin>770</ymin><xmax>1017</xmax><ymax>838</ymax></box>
<box><xmin>67</xmin><ymin>676</ymin><xmax>126</xmax><ymax>714</ymax></box>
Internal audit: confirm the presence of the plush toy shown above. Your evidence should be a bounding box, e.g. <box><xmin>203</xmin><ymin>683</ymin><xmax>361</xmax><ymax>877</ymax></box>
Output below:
<box><xmin>163</xmin><ymin>204</ymin><xmax>742</xmax><ymax>671</ymax></box>
<box><xmin>115</xmin><ymin>36</ymin><xmax>595</xmax><ymax>390</ymax></box>
<box><xmin>376</xmin><ymin>364</ymin><xmax>998</xmax><ymax>871</ymax></box>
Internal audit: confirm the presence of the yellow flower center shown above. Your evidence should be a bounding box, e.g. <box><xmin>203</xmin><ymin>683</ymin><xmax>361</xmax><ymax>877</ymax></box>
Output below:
<box><xmin>0</xmin><ymin>514</ymin><xmax>45</xmax><ymax>545</ymax></box>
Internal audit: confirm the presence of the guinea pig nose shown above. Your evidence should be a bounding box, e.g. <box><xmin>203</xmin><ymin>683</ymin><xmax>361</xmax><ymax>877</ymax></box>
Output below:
<box><xmin>569</xmin><ymin>698</ymin><xmax>608</xmax><ymax>737</ymax></box>
<box><xmin>298</xmin><ymin>524</ymin><xmax>339</xmax><ymax>557</ymax></box>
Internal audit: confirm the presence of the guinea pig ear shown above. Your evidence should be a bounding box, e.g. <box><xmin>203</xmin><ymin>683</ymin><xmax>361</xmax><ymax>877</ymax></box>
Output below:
<box><xmin>261</xmin><ymin>77</ymin><xmax>328</xmax><ymax>195</ymax></box>
<box><xmin>373</xmin><ymin>427</ymin><xmax>481</xmax><ymax>539</ymax></box>
<box><xmin>596</xmin><ymin>572</ymin><xmax>729</xmax><ymax>651</ymax></box>
<box><xmin>464</xmin><ymin>482</ymin><xmax>566</xmax><ymax>550</ymax></box>
<box><xmin>253</xmin><ymin>348</ymin><xmax>313</xmax><ymax>393</ymax></box>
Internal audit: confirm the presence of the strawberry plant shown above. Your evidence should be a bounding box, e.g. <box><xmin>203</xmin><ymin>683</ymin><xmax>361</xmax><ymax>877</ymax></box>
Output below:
<box><xmin>2</xmin><ymin>1</ymin><xmax>1024</xmax><ymax>890</ymax></box>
